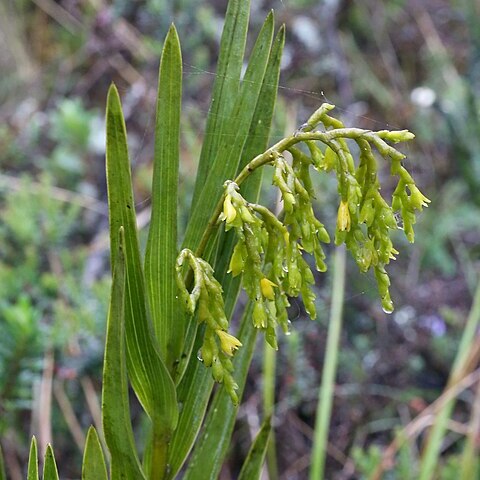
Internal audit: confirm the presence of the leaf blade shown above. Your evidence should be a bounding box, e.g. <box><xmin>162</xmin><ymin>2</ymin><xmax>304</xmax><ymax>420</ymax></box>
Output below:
<box><xmin>42</xmin><ymin>445</ymin><xmax>59</xmax><ymax>480</ymax></box>
<box><xmin>105</xmin><ymin>86</ymin><xmax>178</xmax><ymax>475</ymax></box>
<box><xmin>82</xmin><ymin>426</ymin><xmax>108</xmax><ymax>480</ymax></box>
<box><xmin>182</xmin><ymin>26</ymin><xmax>285</xmax><ymax>479</ymax></box>
<box><xmin>168</xmin><ymin>19</ymin><xmax>284</xmax><ymax>478</ymax></box>
<box><xmin>182</xmin><ymin>11</ymin><xmax>275</xmax><ymax>252</ymax></box>
<box><xmin>102</xmin><ymin>227</ymin><xmax>145</xmax><ymax>480</ymax></box>
<box><xmin>27</xmin><ymin>436</ymin><xmax>39</xmax><ymax>480</ymax></box>
<box><xmin>238</xmin><ymin>416</ymin><xmax>272</xmax><ymax>480</ymax></box>
<box><xmin>190</xmin><ymin>0</ymin><xmax>251</xmax><ymax>205</ymax></box>
<box><xmin>145</xmin><ymin>24</ymin><xmax>183</xmax><ymax>372</ymax></box>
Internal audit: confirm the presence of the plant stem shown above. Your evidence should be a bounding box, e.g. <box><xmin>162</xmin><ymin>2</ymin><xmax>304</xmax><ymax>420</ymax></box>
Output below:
<box><xmin>150</xmin><ymin>430</ymin><xmax>169</xmax><ymax>480</ymax></box>
<box><xmin>194</xmin><ymin>127</ymin><xmax>388</xmax><ymax>260</ymax></box>
<box><xmin>419</xmin><ymin>280</ymin><xmax>480</xmax><ymax>480</ymax></box>
<box><xmin>309</xmin><ymin>245</ymin><xmax>346</xmax><ymax>480</ymax></box>
<box><xmin>263</xmin><ymin>341</ymin><xmax>278</xmax><ymax>480</ymax></box>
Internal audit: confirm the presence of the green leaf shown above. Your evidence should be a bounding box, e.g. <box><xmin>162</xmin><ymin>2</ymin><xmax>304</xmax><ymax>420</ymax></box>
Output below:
<box><xmin>183</xmin><ymin>25</ymin><xmax>284</xmax><ymax>480</ymax></box>
<box><xmin>82</xmin><ymin>426</ymin><xmax>108</xmax><ymax>480</ymax></box>
<box><xmin>182</xmin><ymin>11</ymin><xmax>274</xmax><ymax>252</ymax></box>
<box><xmin>177</xmin><ymin>8</ymin><xmax>275</xmax><ymax>382</ymax></box>
<box><xmin>166</xmin><ymin>326</ymin><xmax>213</xmax><ymax>479</ymax></box>
<box><xmin>238</xmin><ymin>416</ymin><xmax>272</xmax><ymax>480</ymax></box>
<box><xmin>215</xmin><ymin>24</ymin><xmax>286</xmax><ymax>300</ymax></box>
<box><xmin>105</xmin><ymin>84</ymin><xmax>178</xmax><ymax>472</ymax></box>
<box><xmin>145</xmin><ymin>24</ymin><xmax>183</xmax><ymax>373</ymax></box>
<box><xmin>102</xmin><ymin>227</ymin><xmax>145</xmax><ymax>480</ymax></box>
<box><xmin>27</xmin><ymin>436</ymin><xmax>39</xmax><ymax>480</ymax></box>
<box><xmin>168</xmin><ymin>18</ymin><xmax>283</xmax><ymax>478</ymax></box>
<box><xmin>182</xmin><ymin>303</ymin><xmax>257</xmax><ymax>480</ymax></box>
<box><xmin>190</xmin><ymin>0</ymin><xmax>250</xmax><ymax>205</ymax></box>
<box><xmin>43</xmin><ymin>445</ymin><xmax>59</xmax><ymax>480</ymax></box>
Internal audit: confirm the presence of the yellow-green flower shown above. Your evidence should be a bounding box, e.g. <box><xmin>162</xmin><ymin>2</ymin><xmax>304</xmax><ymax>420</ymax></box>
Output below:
<box><xmin>222</xmin><ymin>194</ymin><xmax>237</xmax><ymax>223</ymax></box>
<box><xmin>337</xmin><ymin>200</ymin><xmax>351</xmax><ymax>231</ymax></box>
<box><xmin>260</xmin><ymin>277</ymin><xmax>277</xmax><ymax>300</ymax></box>
<box><xmin>409</xmin><ymin>185</ymin><xmax>431</xmax><ymax>211</ymax></box>
<box><xmin>216</xmin><ymin>330</ymin><xmax>242</xmax><ymax>356</ymax></box>
<box><xmin>228</xmin><ymin>241</ymin><xmax>246</xmax><ymax>277</ymax></box>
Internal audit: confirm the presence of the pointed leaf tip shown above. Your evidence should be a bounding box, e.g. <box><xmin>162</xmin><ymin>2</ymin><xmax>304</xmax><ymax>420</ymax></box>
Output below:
<box><xmin>107</xmin><ymin>82</ymin><xmax>120</xmax><ymax>100</ymax></box>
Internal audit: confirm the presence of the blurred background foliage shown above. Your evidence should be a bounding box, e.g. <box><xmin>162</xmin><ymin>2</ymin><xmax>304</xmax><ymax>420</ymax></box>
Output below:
<box><xmin>1</xmin><ymin>0</ymin><xmax>480</xmax><ymax>478</ymax></box>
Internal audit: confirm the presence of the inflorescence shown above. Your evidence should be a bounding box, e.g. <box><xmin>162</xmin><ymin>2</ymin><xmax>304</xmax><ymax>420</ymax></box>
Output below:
<box><xmin>176</xmin><ymin>104</ymin><xmax>429</xmax><ymax>402</ymax></box>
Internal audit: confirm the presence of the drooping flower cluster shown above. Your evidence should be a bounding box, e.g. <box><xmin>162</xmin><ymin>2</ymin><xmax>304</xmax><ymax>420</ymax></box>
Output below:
<box><xmin>221</xmin><ymin>104</ymin><xmax>428</xmax><ymax>319</ymax></box>
<box><xmin>175</xmin><ymin>248</ymin><xmax>241</xmax><ymax>403</ymax></box>
<box><xmin>176</xmin><ymin>102</ymin><xmax>429</xmax><ymax>400</ymax></box>
<box><xmin>220</xmin><ymin>174</ymin><xmax>329</xmax><ymax>349</ymax></box>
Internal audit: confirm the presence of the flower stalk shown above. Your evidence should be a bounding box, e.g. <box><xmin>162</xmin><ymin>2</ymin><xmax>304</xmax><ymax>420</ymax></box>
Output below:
<box><xmin>176</xmin><ymin>103</ymin><xmax>428</xmax><ymax>400</ymax></box>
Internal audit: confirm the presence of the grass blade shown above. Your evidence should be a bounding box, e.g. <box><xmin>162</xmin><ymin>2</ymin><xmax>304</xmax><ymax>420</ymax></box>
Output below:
<box><xmin>238</xmin><ymin>416</ymin><xmax>272</xmax><ymax>480</ymax></box>
<box><xmin>106</xmin><ymin>84</ymin><xmax>178</xmax><ymax>477</ymax></box>
<box><xmin>182</xmin><ymin>11</ymin><xmax>274</xmax><ymax>252</ymax></box>
<box><xmin>102</xmin><ymin>227</ymin><xmax>145</xmax><ymax>480</ymax></box>
<box><xmin>176</xmin><ymin>9</ymin><xmax>275</xmax><ymax>382</ymax></box>
<box><xmin>43</xmin><ymin>445</ymin><xmax>59</xmax><ymax>480</ymax></box>
<box><xmin>170</xmin><ymin>24</ymin><xmax>284</xmax><ymax>478</ymax></box>
<box><xmin>82</xmin><ymin>426</ymin><xmax>108</xmax><ymax>480</ymax></box>
<box><xmin>145</xmin><ymin>25</ymin><xmax>183</xmax><ymax>373</ymax></box>
<box><xmin>190</xmin><ymin>0</ymin><xmax>250</xmax><ymax>205</ymax></box>
<box><xmin>309</xmin><ymin>246</ymin><xmax>346</xmax><ymax>480</ymax></box>
<box><xmin>181</xmin><ymin>26</ymin><xmax>285</xmax><ymax>479</ymax></box>
<box><xmin>419</xmin><ymin>280</ymin><xmax>480</xmax><ymax>480</ymax></box>
<box><xmin>182</xmin><ymin>303</ymin><xmax>257</xmax><ymax>480</ymax></box>
<box><xmin>27</xmin><ymin>436</ymin><xmax>39</xmax><ymax>480</ymax></box>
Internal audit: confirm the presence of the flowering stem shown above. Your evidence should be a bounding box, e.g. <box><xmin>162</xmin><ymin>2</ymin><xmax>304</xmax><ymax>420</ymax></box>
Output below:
<box><xmin>194</xmin><ymin>127</ymin><xmax>401</xmax><ymax>260</ymax></box>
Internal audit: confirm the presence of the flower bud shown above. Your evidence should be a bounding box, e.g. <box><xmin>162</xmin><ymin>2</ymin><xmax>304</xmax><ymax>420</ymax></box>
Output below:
<box><xmin>228</xmin><ymin>241</ymin><xmax>246</xmax><ymax>277</ymax></box>
<box><xmin>317</xmin><ymin>225</ymin><xmax>331</xmax><ymax>244</ymax></box>
<box><xmin>201</xmin><ymin>346</ymin><xmax>213</xmax><ymax>367</ymax></box>
<box><xmin>337</xmin><ymin>200</ymin><xmax>351</xmax><ymax>232</ymax></box>
<box><xmin>260</xmin><ymin>277</ymin><xmax>277</xmax><ymax>301</ymax></box>
<box><xmin>240</xmin><ymin>205</ymin><xmax>256</xmax><ymax>223</ymax></box>
<box><xmin>253</xmin><ymin>301</ymin><xmax>267</xmax><ymax>329</ymax></box>
<box><xmin>212</xmin><ymin>358</ymin><xmax>224</xmax><ymax>382</ymax></box>
<box><xmin>222</xmin><ymin>194</ymin><xmax>237</xmax><ymax>224</ymax></box>
<box><xmin>323</xmin><ymin>146</ymin><xmax>337</xmax><ymax>171</ymax></box>
<box><xmin>288</xmin><ymin>263</ymin><xmax>302</xmax><ymax>292</ymax></box>
<box><xmin>224</xmin><ymin>375</ymin><xmax>239</xmax><ymax>405</ymax></box>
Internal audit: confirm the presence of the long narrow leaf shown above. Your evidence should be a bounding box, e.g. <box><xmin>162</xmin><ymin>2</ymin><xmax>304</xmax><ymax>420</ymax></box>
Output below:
<box><xmin>42</xmin><ymin>445</ymin><xmax>59</xmax><ymax>480</ymax></box>
<box><xmin>105</xmin><ymin>85</ymin><xmax>178</xmax><ymax>468</ymax></box>
<box><xmin>182</xmin><ymin>26</ymin><xmax>285</xmax><ymax>480</ymax></box>
<box><xmin>145</xmin><ymin>24</ymin><xmax>183</xmax><ymax>373</ymax></box>
<box><xmin>102</xmin><ymin>227</ymin><xmax>145</xmax><ymax>480</ymax></box>
<box><xmin>82</xmin><ymin>426</ymin><xmax>108</xmax><ymax>480</ymax></box>
<box><xmin>419</xmin><ymin>281</ymin><xmax>480</xmax><ymax>480</ymax></box>
<box><xmin>167</xmin><ymin>17</ymin><xmax>279</xmax><ymax>476</ymax></box>
<box><xmin>215</xmin><ymin>24</ymin><xmax>286</xmax><ymax>298</ymax></box>
<box><xmin>166</xmin><ymin>326</ymin><xmax>214</xmax><ymax>479</ymax></box>
<box><xmin>238</xmin><ymin>416</ymin><xmax>272</xmax><ymax>480</ymax></box>
<box><xmin>182</xmin><ymin>11</ymin><xmax>274</xmax><ymax>252</ymax></box>
<box><xmin>182</xmin><ymin>303</ymin><xmax>257</xmax><ymax>480</ymax></box>
<box><xmin>27</xmin><ymin>437</ymin><xmax>38</xmax><ymax>480</ymax></box>
<box><xmin>190</xmin><ymin>0</ymin><xmax>250</xmax><ymax>205</ymax></box>
<box><xmin>176</xmin><ymin>9</ymin><xmax>275</xmax><ymax>384</ymax></box>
